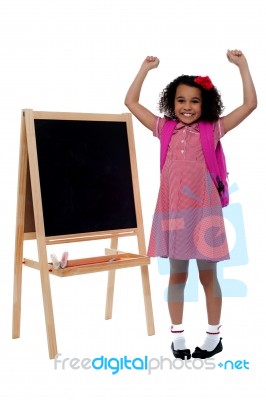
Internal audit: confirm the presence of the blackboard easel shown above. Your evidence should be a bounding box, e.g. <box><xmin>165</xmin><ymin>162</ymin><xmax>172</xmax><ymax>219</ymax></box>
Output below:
<box><xmin>12</xmin><ymin>109</ymin><xmax>155</xmax><ymax>359</ymax></box>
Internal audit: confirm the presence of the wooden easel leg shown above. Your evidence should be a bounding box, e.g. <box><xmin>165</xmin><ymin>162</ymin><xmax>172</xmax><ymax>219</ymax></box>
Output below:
<box><xmin>140</xmin><ymin>265</ymin><xmax>155</xmax><ymax>335</ymax></box>
<box><xmin>12</xmin><ymin>112</ymin><xmax>27</xmax><ymax>339</ymax></box>
<box><xmin>105</xmin><ymin>270</ymin><xmax>116</xmax><ymax>320</ymax></box>
<box><xmin>39</xmin><ymin>264</ymin><xmax>58</xmax><ymax>359</ymax></box>
<box><xmin>136</xmin><ymin>231</ymin><xmax>155</xmax><ymax>336</ymax></box>
<box><xmin>37</xmin><ymin>238</ymin><xmax>57</xmax><ymax>358</ymax></box>
<box><xmin>105</xmin><ymin>237</ymin><xmax>118</xmax><ymax>319</ymax></box>
<box><xmin>12</xmin><ymin>257</ymin><xmax>23</xmax><ymax>339</ymax></box>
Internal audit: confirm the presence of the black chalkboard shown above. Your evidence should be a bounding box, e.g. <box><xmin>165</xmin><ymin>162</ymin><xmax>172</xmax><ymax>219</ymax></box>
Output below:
<box><xmin>34</xmin><ymin>118</ymin><xmax>137</xmax><ymax>237</ymax></box>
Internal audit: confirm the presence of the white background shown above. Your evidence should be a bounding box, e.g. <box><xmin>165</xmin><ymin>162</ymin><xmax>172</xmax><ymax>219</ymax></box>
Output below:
<box><xmin>0</xmin><ymin>0</ymin><xmax>265</xmax><ymax>398</ymax></box>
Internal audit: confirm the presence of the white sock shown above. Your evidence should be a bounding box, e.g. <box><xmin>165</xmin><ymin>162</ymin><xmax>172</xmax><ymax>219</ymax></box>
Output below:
<box><xmin>171</xmin><ymin>324</ymin><xmax>187</xmax><ymax>350</ymax></box>
<box><xmin>200</xmin><ymin>324</ymin><xmax>221</xmax><ymax>351</ymax></box>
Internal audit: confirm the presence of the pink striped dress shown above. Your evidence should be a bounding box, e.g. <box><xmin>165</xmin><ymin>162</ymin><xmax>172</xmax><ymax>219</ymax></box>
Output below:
<box><xmin>147</xmin><ymin>117</ymin><xmax>229</xmax><ymax>262</ymax></box>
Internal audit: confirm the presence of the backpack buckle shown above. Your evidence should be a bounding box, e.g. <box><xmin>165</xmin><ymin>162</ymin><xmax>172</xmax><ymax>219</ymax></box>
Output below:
<box><xmin>216</xmin><ymin>177</ymin><xmax>224</xmax><ymax>193</ymax></box>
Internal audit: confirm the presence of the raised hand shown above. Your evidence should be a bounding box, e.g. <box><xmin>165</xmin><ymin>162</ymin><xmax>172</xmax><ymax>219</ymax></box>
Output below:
<box><xmin>141</xmin><ymin>56</ymin><xmax>160</xmax><ymax>71</ymax></box>
<box><xmin>226</xmin><ymin>49</ymin><xmax>247</xmax><ymax>67</ymax></box>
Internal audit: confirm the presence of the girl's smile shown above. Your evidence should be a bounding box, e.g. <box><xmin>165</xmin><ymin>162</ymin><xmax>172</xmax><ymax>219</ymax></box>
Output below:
<box><xmin>174</xmin><ymin>84</ymin><xmax>202</xmax><ymax>124</ymax></box>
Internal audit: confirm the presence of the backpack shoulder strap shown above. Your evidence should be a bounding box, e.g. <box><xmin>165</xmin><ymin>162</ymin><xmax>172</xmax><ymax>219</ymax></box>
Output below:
<box><xmin>160</xmin><ymin>119</ymin><xmax>177</xmax><ymax>172</ymax></box>
<box><xmin>199</xmin><ymin>120</ymin><xmax>229</xmax><ymax>207</ymax></box>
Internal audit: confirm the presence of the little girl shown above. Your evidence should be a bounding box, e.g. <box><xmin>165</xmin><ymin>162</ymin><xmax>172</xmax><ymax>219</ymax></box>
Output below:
<box><xmin>125</xmin><ymin>50</ymin><xmax>257</xmax><ymax>359</ymax></box>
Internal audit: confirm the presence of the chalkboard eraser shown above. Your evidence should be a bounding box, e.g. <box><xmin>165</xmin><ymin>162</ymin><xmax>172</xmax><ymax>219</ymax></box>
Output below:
<box><xmin>60</xmin><ymin>251</ymin><xmax>69</xmax><ymax>269</ymax></box>
<box><xmin>50</xmin><ymin>253</ymin><xmax>61</xmax><ymax>269</ymax></box>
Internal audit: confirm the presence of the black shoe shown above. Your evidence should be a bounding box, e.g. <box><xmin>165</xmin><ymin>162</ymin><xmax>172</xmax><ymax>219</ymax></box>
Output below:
<box><xmin>171</xmin><ymin>343</ymin><xmax>191</xmax><ymax>360</ymax></box>
<box><xmin>192</xmin><ymin>338</ymin><xmax>223</xmax><ymax>359</ymax></box>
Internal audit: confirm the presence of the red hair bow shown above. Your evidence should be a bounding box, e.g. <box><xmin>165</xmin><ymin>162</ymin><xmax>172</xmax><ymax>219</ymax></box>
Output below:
<box><xmin>194</xmin><ymin>76</ymin><xmax>213</xmax><ymax>90</ymax></box>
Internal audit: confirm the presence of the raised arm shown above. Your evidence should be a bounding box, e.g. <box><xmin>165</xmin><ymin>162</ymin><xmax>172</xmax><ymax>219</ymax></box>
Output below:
<box><xmin>222</xmin><ymin>49</ymin><xmax>257</xmax><ymax>133</ymax></box>
<box><xmin>125</xmin><ymin>56</ymin><xmax>160</xmax><ymax>131</ymax></box>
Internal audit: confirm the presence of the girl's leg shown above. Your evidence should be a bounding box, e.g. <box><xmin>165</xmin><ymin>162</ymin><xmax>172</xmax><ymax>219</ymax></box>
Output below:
<box><xmin>168</xmin><ymin>259</ymin><xmax>189</xmax><ymax>352</ymax></box>
<box><xmin>168</xmin><ymin>259</ymin><xmax>189</xmax><ymax>324</ymax></box>
<box><xmin>196</xmin><ymin>259</ymin><xmax>222</xmax><ymax>352</ymax></box>
<box><xmin>196</xmin><ymin>259</ymin><xmax>222</xmax><ymax>324</ymax></box>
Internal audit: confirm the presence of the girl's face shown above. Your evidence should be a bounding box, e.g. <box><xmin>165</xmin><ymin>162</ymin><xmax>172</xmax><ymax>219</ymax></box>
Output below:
<box><xmin>174</xmin><ymin>84</ymin><xmax>202</xmax><ymax>124</ymax></box>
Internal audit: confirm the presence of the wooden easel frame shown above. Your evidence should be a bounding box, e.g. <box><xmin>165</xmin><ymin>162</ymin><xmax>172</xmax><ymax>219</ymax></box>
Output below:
<box><xmin>12</xmin><ymin>109</ymin><xmax>155</xmax><ymax>359</ymax></box>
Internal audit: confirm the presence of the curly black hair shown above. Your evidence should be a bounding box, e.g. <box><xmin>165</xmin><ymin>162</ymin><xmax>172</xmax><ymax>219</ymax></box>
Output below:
<box><xmin>158</xmin><ymin>75</ymin><xmax>224</xmax><ymax>122</ymax></box>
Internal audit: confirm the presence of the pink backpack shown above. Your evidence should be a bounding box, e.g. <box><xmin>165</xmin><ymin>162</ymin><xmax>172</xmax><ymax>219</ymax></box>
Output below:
<box><xmin>160</xmin><ymin>119</ymin><xmax>229</xmax><ymax>207</ymax></box>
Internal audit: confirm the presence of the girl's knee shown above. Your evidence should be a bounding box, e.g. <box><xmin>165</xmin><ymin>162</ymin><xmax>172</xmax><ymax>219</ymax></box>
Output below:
<box><xmin>169</xmin><ymin>271</ymin><xmax>188</xmax><ymax>285</ymax></box>
<box><xmin>198</xmin><ymin>269</ymin><xmax>213</xmax><ymax>287</ymax></box>
<box><xmin>197</xmin><ymin>259</ymin><xmax>218</xmax><ymax>287</ymax></box>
